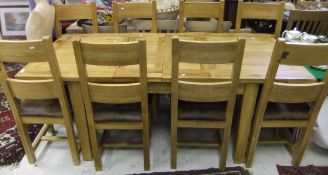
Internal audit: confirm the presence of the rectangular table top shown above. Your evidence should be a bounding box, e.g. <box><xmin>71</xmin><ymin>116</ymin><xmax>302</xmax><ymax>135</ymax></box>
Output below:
<box><xmin>16</xmin><ymin>33</ymin><xmax>315</xmax><ymax>84</ymax></box>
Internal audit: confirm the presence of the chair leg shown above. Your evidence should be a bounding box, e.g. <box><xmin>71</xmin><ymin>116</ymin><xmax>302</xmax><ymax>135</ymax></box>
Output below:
<box><xmin>143</xmin><ymin>122</ymin><xmax>150</xmax><ymax>171</ymax></box>
<box><xmin>151</xmin><ymin>94</ymin><xmax>158</xmax><ymax>122</ymax></box>
<box><xmin>63</xmin><ymin>115</ymin><xmax>80</xmax><ymax>166</ymax></box>
<box><xmin>245</xmin><ymin>121</ymin><xmax>262</xmax><ymax>168</ymax></box>
<box><xmin>171</xmin><ymin>121</ymin><xmax>177</xmax><ymax>169</ymax></box>
<box><xmin>171</xmin><ymin>94</ymin><xmax>178</xmax><ymax>169</ymax></box>
<box><xmin>219</xmin><ymin>127</ymin><xmax>231</xmax><ymax>170</ymax></box>
<box><xmin>89</xmin><ymin>126</ymin><xmax>102</xmax><ymax>171</ymax></box>
<box><xmin>17</xmin><ymin>123</ymin><xmax>36</xmax><ymax>164</ymax></box>
<box><xmin>291</xmin><ymin>127</ymin><xmax>312</xmax><ymax>166</ymax></box>
<box><xmin>48</xmin><ymin>124</ymin><xmax>56</xmax><ymax>136</ymax></box>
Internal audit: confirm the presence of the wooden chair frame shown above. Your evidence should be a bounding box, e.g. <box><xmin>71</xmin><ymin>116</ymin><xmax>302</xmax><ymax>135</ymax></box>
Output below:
<box><xmin>286</xmin><ymin>10</ymin><xmax>328</xmax><ymax>35</ymax></box>
<box><xmin>112</xmin><ymin>0</ymin><xmax>157</xmax><ymax>33</ymax></box>
<box><xmin>235</xmin><ymin>1</ymin><xmax>285</xmax><ymax>38</ymax></box>
<box><xmin>170</xmin><ymin>37</ymin><xmax>245</xmax><ymax>169</ymax></box>
<box><xmin>54</xmin><ymin>3</ymin><xmax>98</xmax><ymax>38</ymax></box>
<box><xmin>178</xmin><ymin>0</ymin><xmax>225</xmax><ymax>33</ymax></box>
<box><xmin>0</xmin><ymin>36</ymin><xmax>80</xmax><ymax>166</ymax></box>
<box><xmin>73</xmin><ymin>39</ymin><xmax>149</xmax><ymax>171</ymax></box>
<box><xmin>245</xmin><ymin>39</ymin><xmax>328</xmax><ymax>167</ymax></box>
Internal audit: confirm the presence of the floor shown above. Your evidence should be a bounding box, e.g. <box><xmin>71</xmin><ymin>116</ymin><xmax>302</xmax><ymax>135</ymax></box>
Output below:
<box><xmin>1</xmin><ymin>96</ymin><xmax>328</xmax><ymax>175</ymax></box>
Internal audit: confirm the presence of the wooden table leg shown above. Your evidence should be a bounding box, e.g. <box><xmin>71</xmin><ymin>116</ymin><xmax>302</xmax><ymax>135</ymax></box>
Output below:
<box><xmin>68</xmin><ymin>82</ymin><xmax>92</xmax><ymax>161</ymax></box>
<box><xmin>234</xmin><ymin>83</ymin><xmax>259</xmax><ymax>163</ymax></box>
<box><xmin>151</xmin><ymin>94</ymin><xmax>158</xmax><ymax>122</ymax></box>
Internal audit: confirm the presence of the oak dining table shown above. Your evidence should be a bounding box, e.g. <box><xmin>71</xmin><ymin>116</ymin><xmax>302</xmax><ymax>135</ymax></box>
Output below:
<box><xmin>15</xmin><ymin>32</ymin><xmax>315</xmax><ymax>163</ymax></box>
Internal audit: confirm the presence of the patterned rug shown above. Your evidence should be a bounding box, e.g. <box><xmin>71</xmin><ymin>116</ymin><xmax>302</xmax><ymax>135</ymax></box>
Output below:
<box><xmin>277</xmin><ymin>165</ymin><xmax>328</xmax><ymax>175</ymax></box>
<box><xmin>133</xmin><ymin>167</ymin><xmax>250</xmax><ymax>175</ymax></box>
<box><xmin>0</xmin><ymin>63</ymin><xmax>41</xmax><ymax>166</ymax></box>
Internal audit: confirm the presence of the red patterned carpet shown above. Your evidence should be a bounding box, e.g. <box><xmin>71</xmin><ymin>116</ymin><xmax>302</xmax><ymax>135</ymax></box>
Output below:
<box><xmin>277</xmin><ymin>165</ymin><xmax>328</xmax><ymax>175</ymax></box>
<box><xmin>0</xmin><ymin>64</ymin><xmax>41</xmax><ymax>166</ymax></box>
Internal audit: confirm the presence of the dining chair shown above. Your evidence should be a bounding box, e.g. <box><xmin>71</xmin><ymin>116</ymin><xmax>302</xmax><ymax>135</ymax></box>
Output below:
<box><xmin>170</xmin><ymin>37</ymin><xmax>246</xmax><ymax>169</ymax></box>
<box><xmin>245</xmin><ymin>39</ymin><xmax>328</xmax><ymax>168</ymax></box>
<box><xmin>54</xmin><ymin>3</ymin><xmax>98</xmax><ymax>38</ymax></box>
<box><xmin>178</xmin><ymin>0</ymin><xmax>225</xmax><ymax>33</ymax></box>
<box><xmin>0</xmin><ymin>36</ymin><xmax>80</xmax><ymax>166</ymax></box>
<box><xmin>235</xmin><ymin>1</ymin><xmax>285</xmax><ymax>38</ymax></box>
<box><xmin>286</xmin><ymin>10</ymin><xmax>328</xmax><ymax>35</ymax></box>
<box><xmin>112</xmin><ymin>0</ymin><xmax>157</xmax><ymax>33</ymax></box>
<box><xmin>73</xmin><ymin>38</ymin><xmax>150</xmax><ymax>171</ymax></box>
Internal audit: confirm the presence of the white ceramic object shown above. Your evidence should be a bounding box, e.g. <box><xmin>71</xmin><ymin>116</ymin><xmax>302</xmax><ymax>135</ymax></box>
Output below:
<box><xmin>25</xmin><ymin>0</ymin><xmax>55</xmax><ymax>39</ymax></box>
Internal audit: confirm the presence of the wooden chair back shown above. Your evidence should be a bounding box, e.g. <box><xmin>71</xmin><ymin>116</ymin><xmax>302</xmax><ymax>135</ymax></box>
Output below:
<box><xmin>258</xmin><ymin>39</ymin><xmax>328</xmax><ymax>121</ymax></box>
<box><xmin>73</xmin><ymin>39</ymin><xmax>148</xmax><ymax>105</ymax></box>
<box><xmin>178</xmin><ymin>0</ymin><xmax>225</xmax><ymax>33</ymax></box>
<box><xmin>54</xmin><ymin>3</ymin><xmax>98</xmax><ymax>38</ymax></box>
<box><xmin>245</xmin><ymin>39</ymin><xmax>328</xmax><ymax>168</ymax></box>
<box><xmin>0</xmin><ymin>36</ymin><xmax>80</xmax><ymax>166</ymax></box>
<box><xmin>0</xmin><ymin>36</ymin><xmax>68</xmax><ymax>108</ymax></box>
<box><xmin>112</xmin><ymin>1</ymin><xmax>157</xmax><ymax>33</ymax></box>
<box><xmin>171</xmin><ymin>37</ymin><xmax>245</xmax><ymax>103</ymax></box>
<box><xmin>235</xmin><ymin>1</ymin><xmax>285</xmax><ymax>38</ymax></box>
<box><xmin>286</xmin><ymin>10</ymin><xmax>328</xmax><ymax>35</ymax></box>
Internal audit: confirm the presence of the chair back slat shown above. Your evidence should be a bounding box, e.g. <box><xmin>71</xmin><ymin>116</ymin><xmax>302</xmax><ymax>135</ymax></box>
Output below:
<box><xmin>113</xmin><ymin>1</ymin><xmax>157</xmax><ymax>33</ymax></box>
<box><xmin>8</xmin><ymin>79</ymin><xmax>57</xmax><ymax>99</ymax></box>
<box><xmin>183</xmin><ymin>2</ymin><xmax>222</xmax><ymax>18</ymax></box>
<box><xmin>0</xmin><ymin>40</ymin><xmax>48</xmax><ymax>63</ymax></box>
<box><xmin>239</xmin><ymin>2</ymin><xmax>283</xmax><ymax>19</ymax></box>
<box><xmin>279</xmin><ymin>42</ymin><xmax>328</xmax><ymax>66</ymax></box>
<box><xmin>178</xmin><ymin>81</ymin><xmax>232</xmax><ymax>102</ymax></box>
<box><xmin>235</xmin><ymin>1</ymin><xmax>284</xmax><ymax>38</ymax></box>
<box><xmin>73</xmin><ymin>38</ymin><xmax>148</xmax><ymax>105</ymax></box>
<box><xmin>88</xmin><ymin>82</ymin><xmax>141</xmax><ymax>104</ymax></box>
<box><xmin>286</xmin><ymin>10</ymin><xmax>328</xmax><ymax>35</ymax></box>
<box><xmin>79</xmin><ymin>41</ymin><xmax>141</xmax><ymax>66</ymax></box>
<box><xmin>0</xmin><ymin>36</ymin><xmax>70</xmax><ymax>120</ymax></box>
<box><xmin>178</xmin><ymin>40</ymin><xmax>238</xmax><ymax>64</ymax></box>
<box><xmin>115</xmin><ymin>3</ymin><xmax>153</xmax><ymax>19</ymax></box>
<box><xmin>54</xmin><ymin>3</ymin><xmax>98</xmax><ymax>38</ymax></box>
<box><xmin>269</xmin><ymin>82</ymin><xmax>324</xmax><ymax>103</ymax></box>
<box><xmin>179</xmin><ymin>1</ymin><xmax>224</xmax><ymax>33</ymax></box>
<box><xmin>171</xmin><ymin>37</ymin><xmax>245</xmax><ymax>104</ymax></box>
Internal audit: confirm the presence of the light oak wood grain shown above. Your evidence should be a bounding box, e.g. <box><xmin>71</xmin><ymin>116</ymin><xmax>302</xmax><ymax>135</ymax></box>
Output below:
<box><xmin>54</xmin><ymin>3</ymin><xmax>98</xmax><ymax>38</ymax></box>
<box><xmin>235</xmin><ymin>1</ymin><xmax>285</xmax><ymax>38</ymax></box>
<box><xmin>170</xmin><ymin>37</ymin><xmax>245</xmax><ymax>170</ymax></box>
<box><xmin>113</xmin><ymin>1</ymin><xmax>157</xmax><ymax>33</ymax></box>
<box><xmin>73</xmin><ymin>38</ymin><xmax>150</xmax><ymax>171</ymax></box>
<box><xmin>245</xmin><ymin>39</ymin><xmax>328</xmax><ymax>168</ymax></box>
<box><xmin>0</xmin><ymin>36</ymin><xmax>80</xmax><ymax>166</ymax></box>
<box><xmin>178</xmin><ymin>0</ymin><xmax>225</xmax><ymax>32</ymax></box>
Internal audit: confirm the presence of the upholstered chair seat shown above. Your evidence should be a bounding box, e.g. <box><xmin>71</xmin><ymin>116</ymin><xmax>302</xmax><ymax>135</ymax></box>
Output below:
<box><xmin>20</xmin><ymin>99</ymin><xmax>62</xmax><ymax>117</ymax></box>
<box><xmin>264</xmin><ymin>103</ymin><xmax>310</xmax><ymax>120</ymax></box>
<box><xmin>93</xmin><ymin>103</ymin><xmax>141</xmax><ymax>122</ymax></box>
<box><xmin>178</xmin><ymin>101</ymin><xmax>226</xmax><ymax>121</ymax></box>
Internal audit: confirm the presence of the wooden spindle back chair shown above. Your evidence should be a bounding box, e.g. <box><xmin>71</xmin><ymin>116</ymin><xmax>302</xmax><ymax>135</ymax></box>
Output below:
<box><xmin>286</xmin><ymin>10</ymin><xmax>328</xmax><ymax>35</ymax></box>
